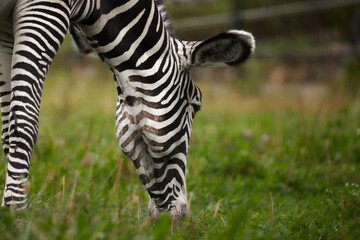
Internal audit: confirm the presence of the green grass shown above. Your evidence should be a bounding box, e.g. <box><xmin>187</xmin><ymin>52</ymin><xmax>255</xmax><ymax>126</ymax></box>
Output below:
<box><xmin>0</xmin><ymin>56</ymin><xmax>360</xmax><ymax>239</ymax></box>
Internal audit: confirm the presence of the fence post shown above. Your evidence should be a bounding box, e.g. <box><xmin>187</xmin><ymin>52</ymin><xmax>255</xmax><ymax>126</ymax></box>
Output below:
<box><xmin>231</xmin><ymin>0</ymin><xmax>241</xmax><ymax>28</ymax></box>
<box><xmin>350</xmin><ymin>4</ymin><xmax>360</xmax><ymax>54</ymax></box>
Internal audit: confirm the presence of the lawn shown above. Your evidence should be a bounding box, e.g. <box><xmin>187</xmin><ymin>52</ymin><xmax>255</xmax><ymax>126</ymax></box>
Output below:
<box><xmin>0</xmin><ymin>52</ymin><xmax>360</xmax><ymax>239</ymax></box>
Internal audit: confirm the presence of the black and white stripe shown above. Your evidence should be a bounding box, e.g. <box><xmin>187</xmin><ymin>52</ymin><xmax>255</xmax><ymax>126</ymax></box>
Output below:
<box><xmin>0</xmin><ymin>0</ymin><xmax>255</xmax><ymax>219</ymax></box>
<box><xmin>1</xmin><ymin>0</ymin><xmax>70</xmax><ymax>209</ymax></box>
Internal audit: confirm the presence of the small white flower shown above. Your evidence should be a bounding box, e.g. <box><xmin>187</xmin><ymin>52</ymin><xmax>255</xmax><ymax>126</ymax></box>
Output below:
<box><xmin>243</xmin><ymin>129</ymin><xmax>251</xmax><ymax>138</ymax></box>
<box><xmin>261</xmin><ymin>134</ymin><xmax>270</xmax><ymax>143</ymax></box>
<box><xmin>345</xmin><ymin>182</ymin><xmax>349</xmax><ymax>187</ymax></box>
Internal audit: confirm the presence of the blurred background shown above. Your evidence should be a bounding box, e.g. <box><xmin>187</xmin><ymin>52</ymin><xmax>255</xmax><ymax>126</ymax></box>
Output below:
<box><xmin>51</xmin><ymin>0</ymin><xmax>360</xmax><ymax>108</ymax></box>
<box><xmin>42</xmin><ymin>0</ymin><xmax>360</xmax><ymax>165</ymax></box>
<box><xmin>168</xmin><ymin>0</ymin><xmax>360</xmax><ymax>101</ymax></box>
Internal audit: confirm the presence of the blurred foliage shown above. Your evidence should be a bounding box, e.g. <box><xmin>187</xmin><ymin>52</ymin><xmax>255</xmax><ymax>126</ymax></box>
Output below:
<box><xmin>1</xmin><ymin>62</ymin><xmax>359</xmax><ymax>238</ymax></box>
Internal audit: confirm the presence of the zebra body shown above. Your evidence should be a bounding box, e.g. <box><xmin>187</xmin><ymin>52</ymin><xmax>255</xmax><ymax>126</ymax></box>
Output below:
<box><xmin>0</xmin><ymin>0</ymin><xmax>255</xmax><ymax>220</ymax></box>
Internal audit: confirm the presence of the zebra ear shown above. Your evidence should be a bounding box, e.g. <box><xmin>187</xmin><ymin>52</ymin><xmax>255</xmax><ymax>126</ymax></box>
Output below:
<box><xmin>189</xmin><ymin>30</ymin><xmax>255</xmax><ymax>68</ymax></box>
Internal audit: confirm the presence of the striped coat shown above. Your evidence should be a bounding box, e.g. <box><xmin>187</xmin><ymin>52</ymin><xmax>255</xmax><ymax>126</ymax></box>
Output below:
<box><xmin>0</xmin><ymin>0</ymin><xmax>255</xmax><ymax>220</ymax></box>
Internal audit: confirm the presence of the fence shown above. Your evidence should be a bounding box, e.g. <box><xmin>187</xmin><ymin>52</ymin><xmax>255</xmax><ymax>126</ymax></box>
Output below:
<box><xmin>173</xmin><ymin>0</ymin><xmax>360</xmax><ymax>30</ymax></box>
<box><xmin>173</xmin><ymin>0</ymin><xmax>360</xmax><ymax>59</ymax></box>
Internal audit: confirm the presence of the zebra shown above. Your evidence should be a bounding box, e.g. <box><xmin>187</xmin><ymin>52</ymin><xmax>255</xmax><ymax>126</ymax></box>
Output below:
<box><xmin>0</xmin><ymin>0</ymin><xmax>255</xmax><ymax>220</ymax></box>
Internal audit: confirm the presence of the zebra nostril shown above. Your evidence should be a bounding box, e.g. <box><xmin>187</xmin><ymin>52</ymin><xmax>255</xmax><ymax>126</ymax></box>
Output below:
<box><xmin>169</xmin><ymin>203</ymin><xmax>188</xmax><ymax>221</ymax></box>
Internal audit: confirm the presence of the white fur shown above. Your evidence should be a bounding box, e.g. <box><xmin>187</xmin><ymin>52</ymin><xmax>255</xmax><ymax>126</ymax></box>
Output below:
<box><xmin>227</xmin><ymin>29</ymin><xmax>256</xmax><ymax>54</ymax></box>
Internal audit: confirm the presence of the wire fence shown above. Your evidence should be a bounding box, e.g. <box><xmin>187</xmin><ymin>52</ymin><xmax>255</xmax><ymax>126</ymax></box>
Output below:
<box><xmin>173</xmin><ymin>0</ymin><xmax>360</xmax><ymax>60</ymax></box>
<box><xmin>173</xmin><ymin>0</ymin><xmax>360</xmax><ymax>30</ymax></box>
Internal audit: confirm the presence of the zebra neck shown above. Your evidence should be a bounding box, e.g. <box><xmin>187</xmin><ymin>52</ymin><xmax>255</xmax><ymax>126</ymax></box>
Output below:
<box><xmin>71</xmin><ymin>0</ymin><xmax>179</xmax><ymax>71</ymax></box>
<box><xmin>71</xmin><ymin>0</ymin><xmax>190</xmax><ymax>96</ymax></box>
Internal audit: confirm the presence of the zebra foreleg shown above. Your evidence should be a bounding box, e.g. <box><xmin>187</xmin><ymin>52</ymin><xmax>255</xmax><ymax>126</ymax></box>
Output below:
<box><xmin>0</xmin><ymin>23</ymin><xmax>13</xmax><ymax>159</ymax></box>
<box><xmin>2</xmin><ymin>0</ymin><xmax>70</xmax><ymax>209</ymax></box>
<box><xmin>0</xmin><ymin>23</ymin><xmax>14</xmax><ymax>207</ymax></box>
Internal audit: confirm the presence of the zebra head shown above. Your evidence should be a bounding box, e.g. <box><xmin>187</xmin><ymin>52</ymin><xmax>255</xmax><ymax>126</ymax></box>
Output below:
<box><xmin>70</xmin><ymin>0</ymin><xmax>255</xmax><ymax>221</ymax></box>
<box><xmin>113</xmin><ymin>31</ymin><xmax>255</xmax><ymax>221</ymax></box>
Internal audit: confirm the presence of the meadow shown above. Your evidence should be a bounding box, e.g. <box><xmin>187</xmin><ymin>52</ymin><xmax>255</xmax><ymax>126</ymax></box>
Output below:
<box><xmin>0</xmin><ymin>38</ymin><xmax>360</xmax><ymax>239</ymax></box>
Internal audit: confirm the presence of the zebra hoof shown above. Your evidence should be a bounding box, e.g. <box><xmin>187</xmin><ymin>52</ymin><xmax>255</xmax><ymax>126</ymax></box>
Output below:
<box><xmin>2</xmin><ymin>190</ymin><xmax>28</xmax><ymax>210</ymax></box>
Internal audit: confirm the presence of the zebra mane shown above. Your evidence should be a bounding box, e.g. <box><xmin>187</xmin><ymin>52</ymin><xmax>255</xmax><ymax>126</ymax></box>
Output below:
<box><xmin>154</xmin><ymin>0</ymin><xmax>174</xmax><ymax>36</ymax></box>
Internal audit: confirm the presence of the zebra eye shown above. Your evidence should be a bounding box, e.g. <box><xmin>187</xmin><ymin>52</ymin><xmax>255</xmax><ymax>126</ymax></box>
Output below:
<box><xmin>190</xmin><ymin>103</ymin><xmax>201</xmax><ymax>118</ymax></box>
<box><xmin>192</xmin><ymin>104</ymin><xmax>201</xmax><ymax>113</ymax></box>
